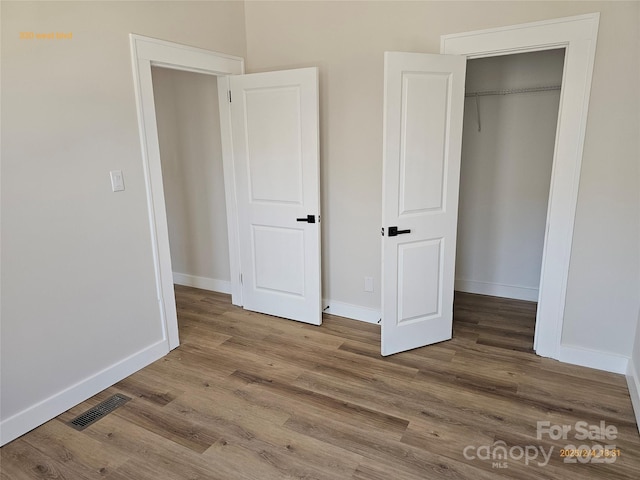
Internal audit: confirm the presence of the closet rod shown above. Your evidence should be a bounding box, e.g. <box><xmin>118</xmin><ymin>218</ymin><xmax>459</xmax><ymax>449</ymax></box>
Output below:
<box><xmin>465</xmin><ymin>85</ymin><xmax>561</xmax><ymax>97</ymax></box>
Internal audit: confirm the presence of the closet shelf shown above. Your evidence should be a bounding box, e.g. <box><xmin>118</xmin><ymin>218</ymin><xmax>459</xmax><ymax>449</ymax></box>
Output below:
<box><xmin>465</xmin><ymin>85</ymin><xmax>561</xmax><ymax>97</ymax></box>
<box><xmin>466</xmin><ymin>85</ymin><xmax>562</xmax><ymax>133</ymax></box>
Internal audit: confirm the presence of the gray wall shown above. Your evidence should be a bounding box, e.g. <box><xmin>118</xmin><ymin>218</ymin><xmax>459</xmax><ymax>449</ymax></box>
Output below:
<box><xmin>152</xmin><ymin>68</ymin><xmax>231</xmax><ymax>287</ymax></box>
<box><xmin>455</xmin><ymin>50</ymin><xmax>564</xmax><ymax>301</ymax></box>
<box><xmin>1</xmin><ymin>0</ymin><xmax>246</xmax><ymax>431</ymax></box>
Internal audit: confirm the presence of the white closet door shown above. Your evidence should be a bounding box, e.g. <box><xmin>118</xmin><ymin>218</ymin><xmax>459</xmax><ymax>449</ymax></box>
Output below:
<box><xmin>227</xmin><ymin>67</ymin><xmax>321</xmax><ymax>325</ymax></box>
<box><xmin>381</xmin><ymin>52</ymin><xmax>466</xmax><ymax>355</ymax></box>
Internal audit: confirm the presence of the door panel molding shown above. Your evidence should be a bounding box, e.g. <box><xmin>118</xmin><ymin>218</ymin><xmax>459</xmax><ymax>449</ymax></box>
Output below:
<box><xmin>441</xmin><ymin>13</ymin><xmax>600</xmax><ymax>360</ymax></box>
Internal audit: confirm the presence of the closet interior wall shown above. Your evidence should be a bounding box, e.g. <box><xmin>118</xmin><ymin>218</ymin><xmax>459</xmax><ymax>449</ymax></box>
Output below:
<box><xmin>455</xmin><ymin>49</ymin><xmax>565</xmax><ymax>303</ymax></box>
<box><xmin>152</xmin><ymin>67</ymin><xmax>231</xmax><ymax>290</ymax></box>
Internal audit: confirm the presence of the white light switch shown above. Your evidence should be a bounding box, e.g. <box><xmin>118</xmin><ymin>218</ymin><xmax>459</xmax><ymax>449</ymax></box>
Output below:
<box><xmin>364</xmin><ymin>276</ymin><xmax>374</xmax><ymax>292</ymax></box>
<box><xmin>110</xmin><ymin>170</ymin><xmax>125</xmax><ymax>192</ymax></box>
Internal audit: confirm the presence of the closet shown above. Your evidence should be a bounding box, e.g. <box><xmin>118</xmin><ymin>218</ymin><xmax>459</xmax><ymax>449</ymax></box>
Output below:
<box><xmin>455</xmin><ymin>49</ymin><xmax>565</xmax><ymax>306</ymax></box>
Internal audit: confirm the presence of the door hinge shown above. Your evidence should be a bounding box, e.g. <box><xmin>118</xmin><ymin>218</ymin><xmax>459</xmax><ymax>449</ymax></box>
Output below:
<box><xmin>228</xmin><ymin>90</ymin><xmax>232</xmax><ymax>103</ymax></box>
<box><xmin>240</xmin><ymin>273</ymin><xmax>243</xmax><ymax>285</ymax></box>
<box><xmin>381</xmin><ymin>227</ymin><xmax>384</xmax><ymax>236</ymax></box>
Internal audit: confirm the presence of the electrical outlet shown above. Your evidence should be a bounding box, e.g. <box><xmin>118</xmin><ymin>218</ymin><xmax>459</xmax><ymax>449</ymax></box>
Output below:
<box><xmin>364</xmin><ymin>276</ymin><xmax>374</xmax><ymax>292</ymax></box>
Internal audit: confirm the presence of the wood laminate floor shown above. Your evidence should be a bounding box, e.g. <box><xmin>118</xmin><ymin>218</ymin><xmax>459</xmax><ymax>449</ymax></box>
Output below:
<box><xmin>2</xmin><ymin>287</ymin><xmax>639</xmax><ymax>479</ymax></box>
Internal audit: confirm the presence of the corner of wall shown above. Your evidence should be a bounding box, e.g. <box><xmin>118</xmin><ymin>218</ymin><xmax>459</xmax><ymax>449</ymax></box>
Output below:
<box><xmin>627</xmin><ymin>307</ymin><xmax>640</xmax><ymax>434</ymax></box>
<box><xmin>0</xmin><ymin>340</ymin><xmax>168</xmax><ymax>446</ymax></box>
<box><xmin>627</xmin><ymin>359</ymin><xmax>640</xmax><ymax>435</ymax></box>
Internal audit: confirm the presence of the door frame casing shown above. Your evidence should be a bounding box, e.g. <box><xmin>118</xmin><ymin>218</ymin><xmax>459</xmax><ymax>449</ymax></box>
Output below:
<box><xmin>130</xmin><ymin>34</ymin><xmax>244</xmax><ymax>349</ymax></box>
<box><xmin>441</xmin><ymin>13</ymin><xmax>600</xmax><ymax>359</ymax></box>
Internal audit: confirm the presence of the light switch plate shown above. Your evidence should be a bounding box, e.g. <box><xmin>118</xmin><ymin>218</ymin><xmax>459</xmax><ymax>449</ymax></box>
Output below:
<box><xmin>364</xmin><ymin>276</ymin><xmax>374</xmax><ymax>292</ymax></box>
<box><xmin>110</xmin><ymin>170</ymin><xmax>125</xmax><ymax>192</ymax></box>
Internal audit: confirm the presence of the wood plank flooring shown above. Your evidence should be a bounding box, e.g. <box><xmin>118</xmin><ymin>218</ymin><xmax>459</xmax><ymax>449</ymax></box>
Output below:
<box><xmin>2</xmin><ymin>287</ymin><xmax>639</xmax><ymax>479</ymax></box>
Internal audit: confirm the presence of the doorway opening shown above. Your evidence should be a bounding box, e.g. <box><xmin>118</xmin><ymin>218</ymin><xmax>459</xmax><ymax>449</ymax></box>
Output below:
<box><xmin>130</xmin><ymin>34</ymin><xmax>244</xmax><ymax>350</ymax></box>
<box><xmin>131</xmin><ymin>35</ymin><xmax>323</xmax><ymax>352</ymax></box>
<box><xmin>439</xmin><ymin>13</ymin><xmax>599</xmax><ymax>361</ymax></box>
<box><xmin>151</xmin><ymin>67</ymin><xmax>232</xmax><ymax>304</ymax></box>
<box><xmin>453</xmin><ymin>49</ymin><xmax>565</xmax><ymax>352</ymax></box>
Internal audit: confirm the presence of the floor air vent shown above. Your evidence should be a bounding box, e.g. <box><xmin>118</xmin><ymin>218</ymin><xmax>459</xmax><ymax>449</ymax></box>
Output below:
<box><xmin>68</xmin><ymin>393</ymin><xmax>131</xmax><ymax>431</ymax></box>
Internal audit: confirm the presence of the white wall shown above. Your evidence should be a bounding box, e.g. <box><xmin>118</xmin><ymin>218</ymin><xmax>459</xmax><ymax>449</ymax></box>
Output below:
<box><xmin>455</xmin><ymin>50</ymin><xmax>564</xmax><ymax>302</ymax></box>
<box><xmin>152</xmin><ymin>68</ymin><xmax>231</xmax><ymax>292</ymax></box>
<box><xmin>243</xmin><ymin>1</ymin><xmax>640</xmax><ymax>360</ymax></box>
<box><xmin>0</xmin><ymin>0</ymin><xmax>246</xmax><ymax>445</ymax></box>
<box><xmin>559</xmin><ymin>3</ymin><xmax>639</xmax><ymax>357</ymax></box>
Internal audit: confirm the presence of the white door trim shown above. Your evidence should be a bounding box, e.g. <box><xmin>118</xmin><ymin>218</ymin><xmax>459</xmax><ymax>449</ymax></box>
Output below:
<box><xmin>129</xmin><ymin>34</ymin><xmax>244</xmax><ymax>349</ymax></box>
<box><xmin>441</xmin><ymin>13</ymin><xmax>600</xmax><ymax>359</ymax></box>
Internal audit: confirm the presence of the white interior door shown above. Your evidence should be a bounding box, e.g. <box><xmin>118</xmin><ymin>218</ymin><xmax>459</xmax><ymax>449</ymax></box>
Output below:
<box><xmin>381</xmin><ymin>52</ymin><xmax>466</xmax><ymax>355</ymax></box>
<box><xmin>225</xmin><ymin>67</ymin><xmax>321</xmax><ymax>325</ymax></box>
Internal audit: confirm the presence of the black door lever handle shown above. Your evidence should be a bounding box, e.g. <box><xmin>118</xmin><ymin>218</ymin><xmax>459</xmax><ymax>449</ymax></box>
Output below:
<box><xmin>388</xmin><ymin>226</ymin><xmax>411</xmax><ymax>237</ymax></box>
<box><xmin>296</xmin><ymin>215</ymin><xmax>316</xmax><ymax>223</ymax></box>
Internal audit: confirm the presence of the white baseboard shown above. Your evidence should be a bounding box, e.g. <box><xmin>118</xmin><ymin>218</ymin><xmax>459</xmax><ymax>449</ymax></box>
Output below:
<box><xmin>322</xmin><ymin>299</ymin><xmax>380</xmax><ymax>325</ymax></box>
<box><xmin>0</xmin><ymin>340</ymin><xmax>168</xmax><ymax>446</ymax></box>
<box><xmin>557</xmin><ymin>344</ymin><xmax>629</xmax><ymax>375</ymax></box>
<box><xmin>626</xmin><ymin>361</ymin><xmax>640</xmax><ymax>435</ymax></box>
<box><xmin>173</xmin><ymin>272</ymin><xmax>231</xmax><ymax>294</ymax></box>
<box><xmin>455</xmin><ymin>279</ymin><xmax>539</xmax><ymax>302</ymax></box>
